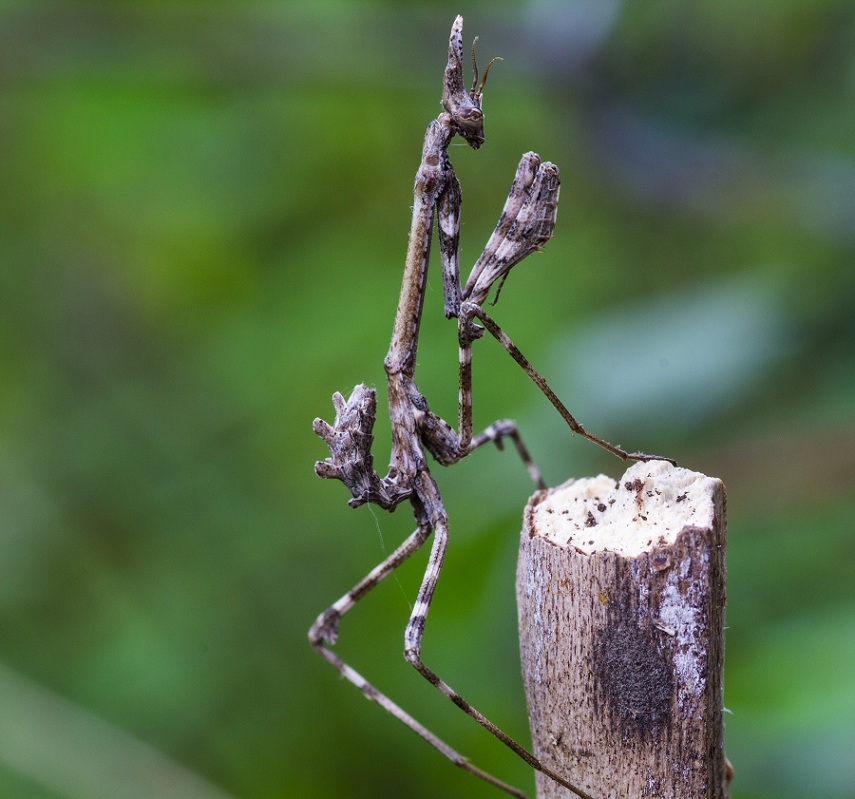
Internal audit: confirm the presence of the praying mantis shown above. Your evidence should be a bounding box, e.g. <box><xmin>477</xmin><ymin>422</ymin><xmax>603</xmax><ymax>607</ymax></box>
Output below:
<box><xmin>310</xmin><ymin>16</ymin><xmax>672</xmax><ymax>799</ymax></box>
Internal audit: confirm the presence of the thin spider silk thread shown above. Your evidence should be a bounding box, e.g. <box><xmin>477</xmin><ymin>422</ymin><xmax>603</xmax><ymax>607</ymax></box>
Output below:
<box><xmin>366</xmin><ymin>500</ymin><xmax>413</xmax><ymax>613</ymax></box>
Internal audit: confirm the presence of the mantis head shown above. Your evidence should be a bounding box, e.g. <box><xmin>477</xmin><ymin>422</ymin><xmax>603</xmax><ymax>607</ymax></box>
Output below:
<box><xmin>442</xmin><ymin>15</ymin><xmax>501</xmax><ymax>149</ymax></box>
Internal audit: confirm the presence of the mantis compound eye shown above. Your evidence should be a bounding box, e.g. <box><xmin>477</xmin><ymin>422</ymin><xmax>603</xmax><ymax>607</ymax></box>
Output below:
<box><xmin>452</xmin><ymin>104</ymin><xmax>485</xmax><ymax>148</ymax></box>
<box><xmin>455</xmin><ymin>105</ymin><xmax>483</xmax><ymax>125</ymax></box>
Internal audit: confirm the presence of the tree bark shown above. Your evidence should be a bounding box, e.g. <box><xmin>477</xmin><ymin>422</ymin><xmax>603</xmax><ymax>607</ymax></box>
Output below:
<box><xmin>516</xmin><ymin>461</ymin><xmax>729</xmax><ymax>799</ymax></box>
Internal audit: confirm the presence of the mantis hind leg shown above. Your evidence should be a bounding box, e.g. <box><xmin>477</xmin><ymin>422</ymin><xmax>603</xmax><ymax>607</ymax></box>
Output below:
<box><xmin>308</xmin><ymin>518</ymin><xmax>530</xmax><ymax>799</ymax></box>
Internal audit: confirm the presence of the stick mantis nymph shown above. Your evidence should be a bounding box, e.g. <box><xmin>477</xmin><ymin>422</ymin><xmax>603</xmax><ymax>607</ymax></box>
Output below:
<box><xmin>310</xmin><ymin>16</ymin><xmax>672</xmax><ymax>799</ymax></box>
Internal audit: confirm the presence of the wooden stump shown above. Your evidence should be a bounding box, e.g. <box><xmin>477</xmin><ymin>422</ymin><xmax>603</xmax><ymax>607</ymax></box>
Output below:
<box><xmin>516</xmin><ymin>461</ymin><xmax>729</xmax><ymax>799</ymax></box>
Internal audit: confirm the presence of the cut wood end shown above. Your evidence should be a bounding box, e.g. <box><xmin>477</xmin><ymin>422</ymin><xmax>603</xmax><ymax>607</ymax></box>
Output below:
<box><xmin>532</xmin><ymin>460</ymin><xmax>722</xmax><ymax>557</ymax></box>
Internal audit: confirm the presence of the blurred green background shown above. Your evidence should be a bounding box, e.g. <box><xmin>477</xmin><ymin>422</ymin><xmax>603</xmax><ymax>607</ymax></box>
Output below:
<box><xmin>1</xmin><ymin>1</ymin><xmax>853</xmax><ymax>798</ymax></box>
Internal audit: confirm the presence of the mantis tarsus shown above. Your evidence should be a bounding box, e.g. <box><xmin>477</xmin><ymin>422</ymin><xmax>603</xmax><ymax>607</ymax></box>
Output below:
<box><xmin>310</xmin><ymin>16</ymin><xmax>673</xmax><ymax>799</ymax></box>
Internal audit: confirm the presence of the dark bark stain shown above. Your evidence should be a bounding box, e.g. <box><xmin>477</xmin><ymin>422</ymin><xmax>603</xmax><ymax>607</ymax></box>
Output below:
<box><xmin>594</xmin><ymin>608</ymin><xmax>672</xmax><ymax>741</ymax></box>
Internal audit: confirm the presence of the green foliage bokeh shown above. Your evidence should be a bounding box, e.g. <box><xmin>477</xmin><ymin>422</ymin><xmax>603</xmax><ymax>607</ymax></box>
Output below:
<box><xmin>0</xmin><ymin>2</ymin><xmax>853</xmax><ymax>798</ymax></box>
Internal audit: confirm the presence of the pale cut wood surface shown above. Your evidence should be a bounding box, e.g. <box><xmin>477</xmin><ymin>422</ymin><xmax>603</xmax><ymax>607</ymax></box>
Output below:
<box><xmin>517</xmin><ymin>461</ymin><xmax>729</xmax><ymax>799</ymax></box>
